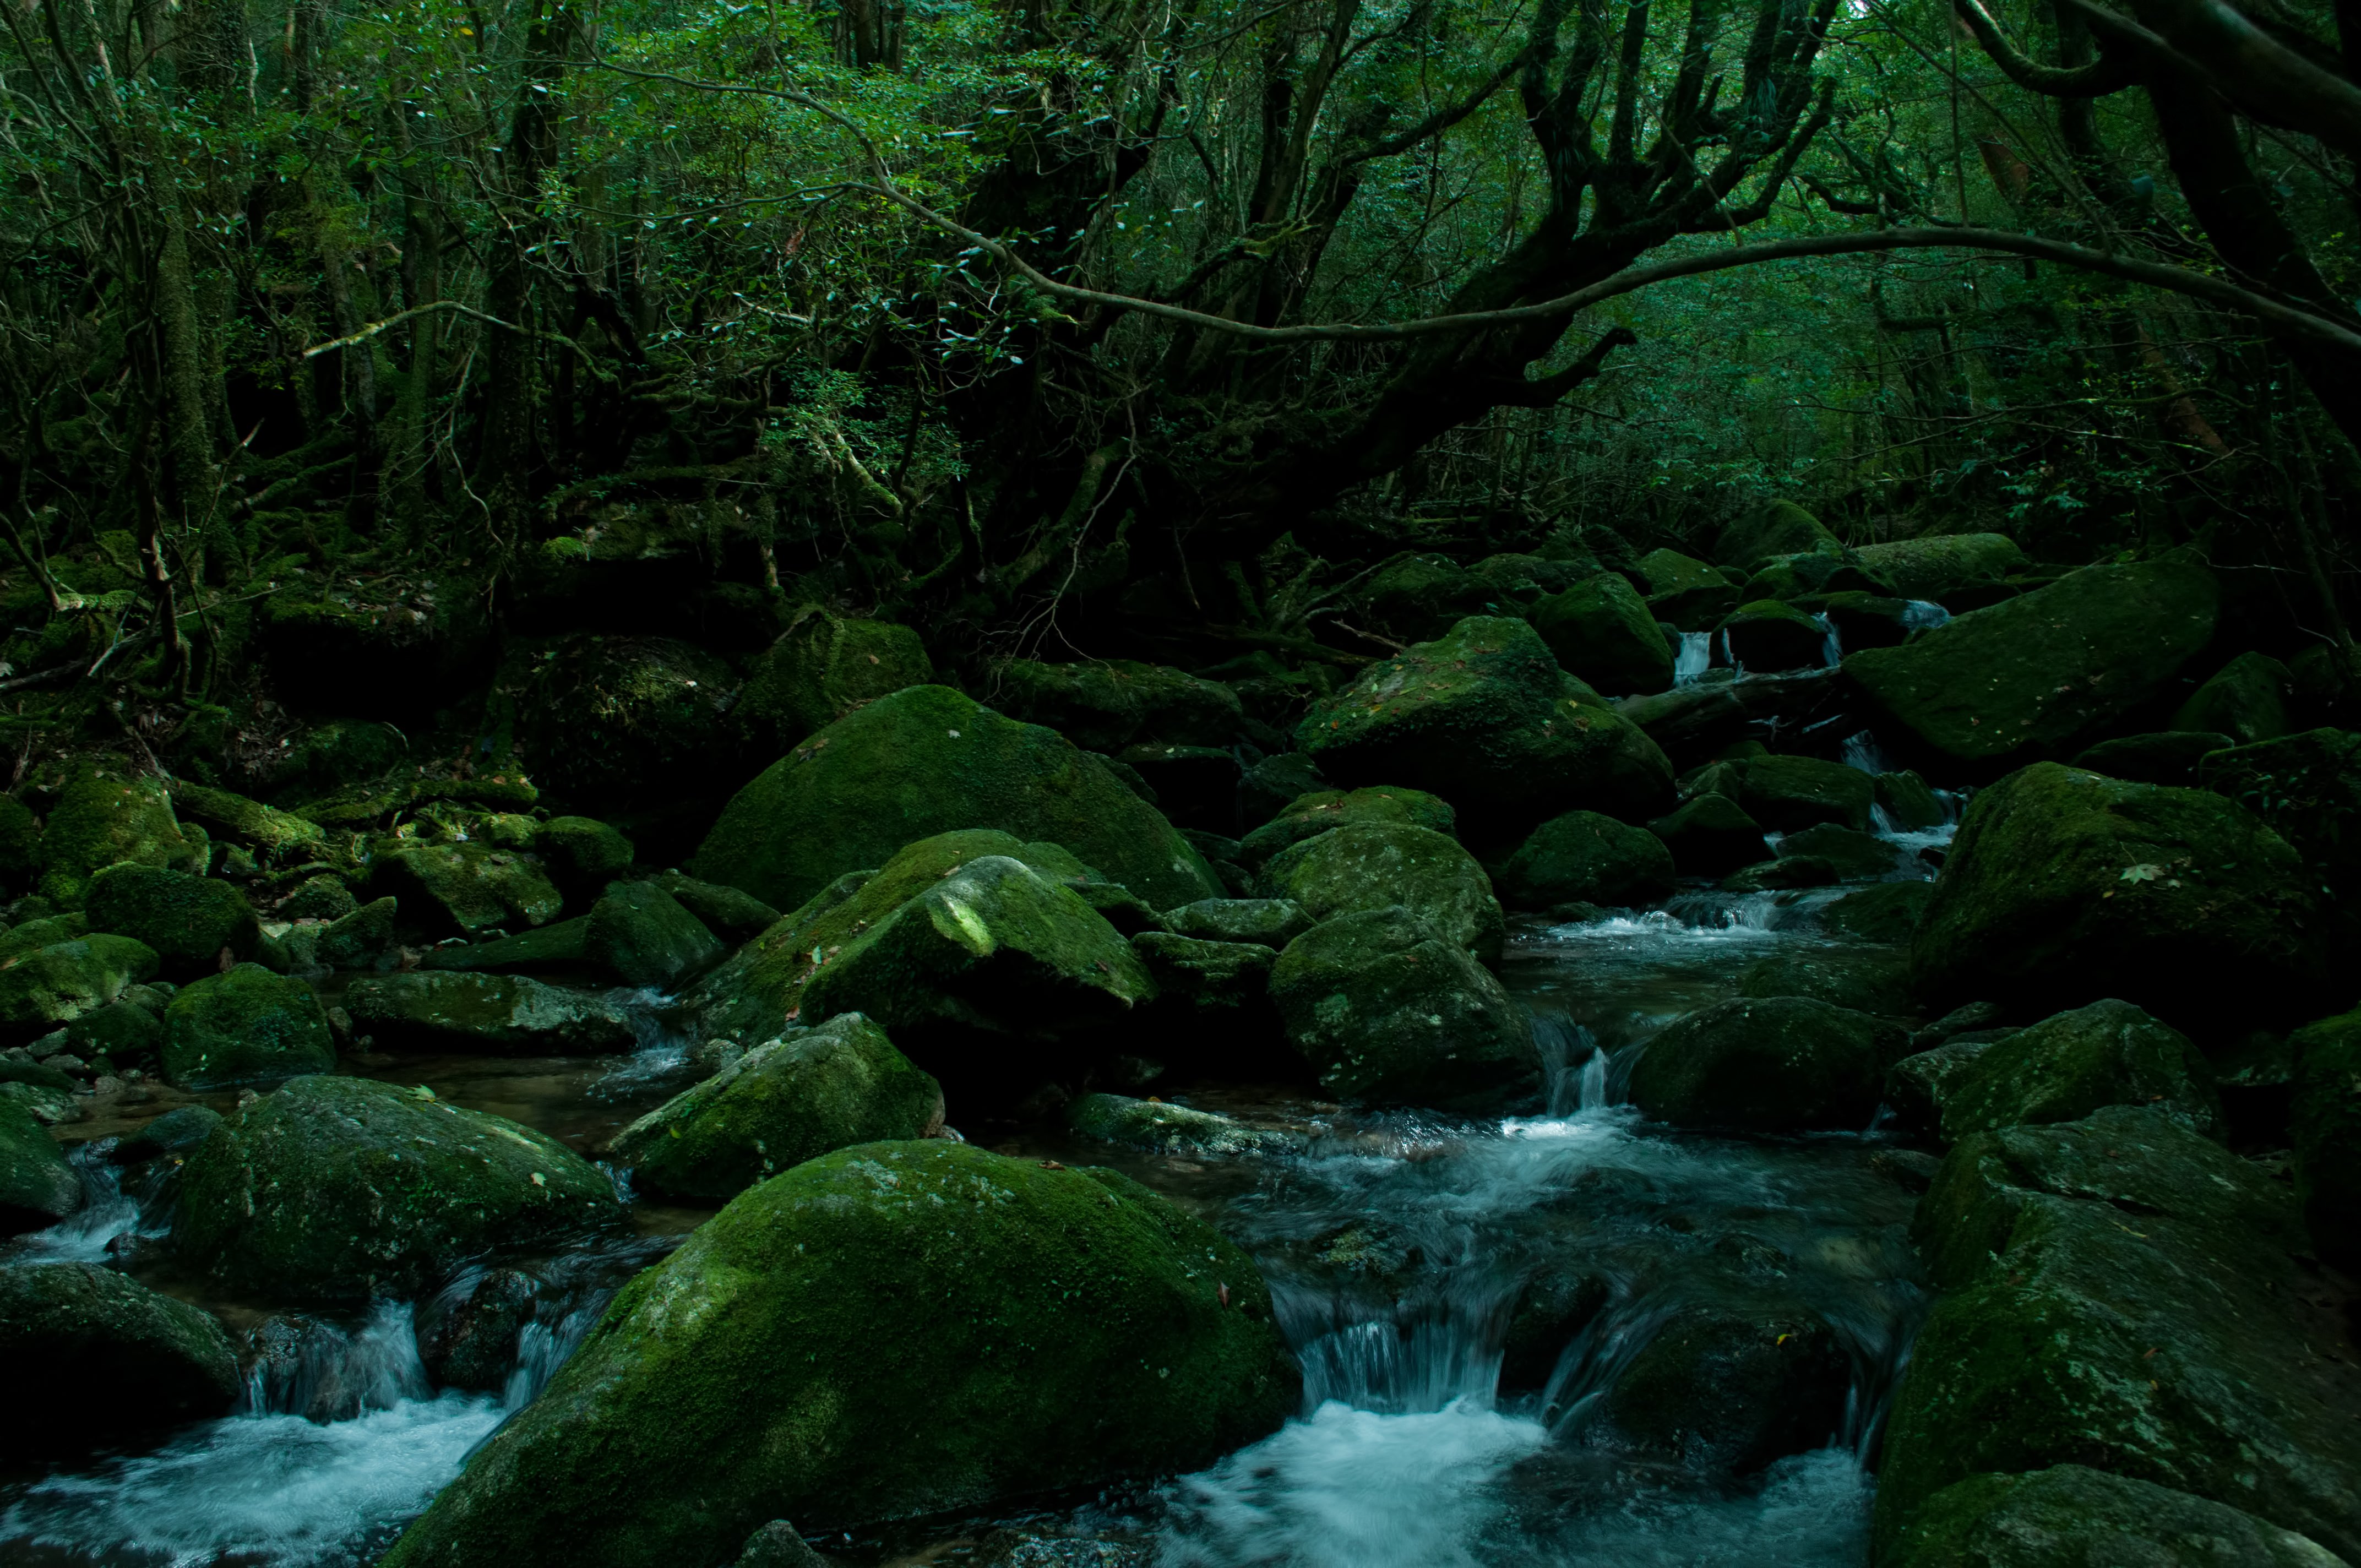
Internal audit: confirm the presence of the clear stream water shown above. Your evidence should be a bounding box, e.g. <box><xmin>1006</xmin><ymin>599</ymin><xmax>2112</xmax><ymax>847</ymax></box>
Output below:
<box><xmin>3</xmin><ymin>843</ymin><xmax>1951</xmax><ymax>1568</ymax></box>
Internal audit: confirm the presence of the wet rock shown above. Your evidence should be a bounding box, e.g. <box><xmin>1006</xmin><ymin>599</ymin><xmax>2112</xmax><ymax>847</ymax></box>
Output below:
<box><xmin>1875</xmin><ymin>770</ymin><xmax>1949</xmax><ymax>830</ymax></box>
<box><xmin>995</xmin><ymin>660</ymin><xmax>1244</xmax><ymax>752</ymax></box>
<box><xmin>2172</xmin><ymin>650</ymin><xmax>2291</xmax><ymax>746</ymax></box>
<box><xmin>1880</xmin><ymin>1106</ymin><xmax>2361</xmax><ymax>1560</ymax></box>
<box><xmin>379</xmin><ymin>1142</ymin><xmax>1299</xmax><ymax>1565</ymax></box>
<box><xmin>2074</xmin><ymin>729</ymin><xmax>2234</xmax><ymax>786</ymax></box>
<box><xmin>314</xmin><ymin>895</ymin><xmax>400</xmax><ymax>970</ymax></box>
<box><xmin>35</xmin><ymin>769</ymin><xmax>202</xmax><ymax>906</ymax></box>
<box><xmin>1886</xmin><ymin>1464</ymin><xmax>2347</xmax><ymax>1568</ymax></box>
<box><xmin>690</xmin><ymin>685</ymin><xmax>1219</xmax><ymax>916</ymax></box>
<box><xmin>108</xmin><ymin>1103</ymin><xmax>223</xmax><ymax>1165</ymax></box>
<box><xmin>611</xmin><ymin>1014</ymin><xmax>942</xmax><ymax>1201</ymax></box>
<box><xmin>1296</xmin><ymin>618</ymin><xmax>1674</xmax><ymax>845</ymax></box>
<box><xmin>1064</xmin><ymin>1092</ymin><xmax>1296</xmax><ymax>1156</ymax></box>
<box><xmin>371</xmin><ymin>840</ymin><xmax>565</xmax><ymax>939</ymax></box>
<box><xmin>1628</xmin><ymin>997</ymin><xmax>1906</xmax><ymax>1131</ymax></box>
<box><xmin>1773</xmin><ymin>822</ymin><xmax>1897</xmax><ymax>878</ymax></box>
<box><xmin>342</xmin><ymin>971</ymin><xmax>638</xmax><ymax>1054</ymax></box>
<box><xmin>1734</xmin><ymin>950</ymin><xmax>1911</xmax><ymax>1016</ymax></box>
<box><xmin>1909</xmin><ymin>763</ymin><xmax>2329</xmax><ymax>1032</ymax></box>
<box><xmin>737</xmin><ymin>1520</ymin><xmax>830</xmax><ymax>1568</ymax></box>
<box><xmin>0</xmin><ymin>934</ymin><xmax>161</xmax><ymax>1036</ymax></box>
<box><xmin>1492</xmin><ymin>810</ymin><xmax>1676</xmax><ymax>910</ymax></box>
<box><xmin>1731</xmin><ymin>754</ymin><xmax>1874</xmax><ymax>832</ymax></box>
<box><xmin>1502</xmin><ymin>1267</ymin><xmax>1613</xmax><ymax>1396</ymax></box>
<box><xmin>161</xmin><ymin>963</ymin><xmax>336</xmax><ymax>1089</ymax></box>
<box><xmin>513</xmin><ymin>635</ymin><xmax>741</xmax><ymax>817</ymax></box>
<box><xmin>654</xmin><ymin>870</ymin><xmax>780</xmax><ymax>941</ymax></box>
<box><xmin>1844</xmin><ymin>558</ymin><xmax>2219</xmax><ymax>767</ymax></box>
<box><xmin>585</xmin><ymin>881</ymin><xmax>725</xmax><ymax>989</ymax></box>
<box><xmin>1649</xmin><ymin>791</ymin><xmax>1771</xmax><ymax>882</ymax></box>
<box><xmin>1822</xmin><ymin>880</ymin><xmax>1934</xmax><ymax>943</ymax></box>
<box><xmin>1267</xmin><ymin>905</ymin><xmax>1536</xmax><ymax>1105</ymax></box>
<box><xmin>0</xmin><ymin>1261</ymin><xmax>240</xmax><ymax>1459</ymax></box>
<box><xmin>1936</xmin><ymin>998</ymin><xmax>2222</xmax><ymax>1144</ymax></box>
<box><xmin>1717</xmin><ymin>600</ymin><xmax>1827</xmax><ymax>671</ymax></box>
<box><xmin>416</xmin><ymin>1267</ymin><xmax>540</xmax><ymax>1393</ymax></box>
<box><xmin>176</xmin><ymin>1075</ymin><xmax>625</xmax><ymax>1303</ymax></box>
<box><xmin>537</xmin><ymin>816</ymin><xmax>637</xmax><ymax>902</ymax></box>
<box><xmin>1471</xmin><ymin>552</ymin><xmax>1592</xmax><ymax>607</ymax></box>
<box><xmin>1260</xmin><ymin>823</ymin><xmax>1505</xmax><ymax>962</ymax></box>
<box><xmin>83</xmin><ymin>864</ymin><xmax>259</xmax><ymax>979</ymax></box>
<box><xmin>1850</xmin><ymin>533</ymin><xmax>2026</xmax><ymax>602</ymax></box>
<box><xmin>1713</xmin><ymin>500</ymin><xmax>1843</xmax><ymax>574</ymax></box>
<box><xmin>0</xmin><ymin>1095</ymin><xmax>80</xmax><ymax>1234</ymax></box>
<box><xmin>1163</xmin><ymin>898</ymin><xmax>1312</xmax><ymax>949</ymax></box>
<box><xmin>1885</xmin><ymin>1041</ymin><xmax>1999</xmax><ymax>1130</ymax></box>
<box><xmin>1237</xmin><ymin>786</ymin><xmax>1458</xmax><ymax>871</ymax></box>
<box><xmin>2289</xmin><ymin>1008</ymin><xmax>2361</xmax><ymax>1272</ymax></box>
<box><xmin>1527</xmin><ymin>573</ymin><xmax>1675</xmax><ymax>695</ymax></box>
<box><xmin>1596</xmin><ymin>1305</ymin><xmax>1851</xmax><ymax>1473</ymax></box>
<box><xmin>736</xmin><ymin>612</ymin><xmax>935</xmax><ymax>755</ymax></box>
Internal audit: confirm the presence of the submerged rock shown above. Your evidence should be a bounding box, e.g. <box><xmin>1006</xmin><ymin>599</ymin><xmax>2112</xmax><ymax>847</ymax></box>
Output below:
<box><xmin>176</xmin><ymin>1075</ymin><xmax>624</xmax><ymax>1302</ymax></box>
<box><xmin>584</xmin><ymin>881</ymin><xmax>725</xmax><ymax>989</ymax></box>
<box><xmin>0</xmin><ymin>1262</ymin><xmax>240</xmax><ymax>1461</ymax></box>
<box><xmin>161</xmin><ymin>963</ymin><xmax>337</xmax><ymax>1089</ymax></box>
<box><xmin>1596</xmin><ymin>1305</ymin><xmax>1851</xmax><ymax>1473</ymax></box>
<box><xmin>1492</xmin><ymin>810</ymin><xmax>1676</xmax><ymax>910</ymax></box>
<box><xmin>1267</xmin><ymin>906</ymin><xmax>1535</xmax><ymax>1104</ymax></box>
<box><xmin>83</xmin><ymin>864</ymin><xmax>259</xmax><ymax>978</ymax></box>
<box><xmin>1935</xmin><ymin>998</ymin><xmax>2223</xmax><ymax>1144</ymax></box>
<box><xmin>379</xmin><ymin>1142</ymin><xmax>1299</xmax><ymax>1566</ymax></box>
<box><xmin>1886</xmin><ymin>1464</ymin><xmax>2347</xmax><ymax>1568</ymax></box>
<box><xmin>690</xmin><ymin>685</ymin><xmax>1218</xmax><ymax>914</ymax></box>
<box><xmin>1260</xmin><ymin>823</ymin><xmax>1505</xmax><ymax>961</ymax></box>
<box><xmin>611</xmin><ymin>1014</ymin><xmax>943</xmax><ymax>1201</ymax></box>
<box><xmin>1627</xmin><ymin>997</ymin><xmax>1906</xmax><ymax>1131</ymax></box>
<box><xmin>342</xmin><ymin>972</ymin><xmax>639</xmax><ymax>1054</ymax></box>
<box><xmin>0</xmin><ymin>1095</ymin><xmax>80</xmax><ymax>1234</ymax></box>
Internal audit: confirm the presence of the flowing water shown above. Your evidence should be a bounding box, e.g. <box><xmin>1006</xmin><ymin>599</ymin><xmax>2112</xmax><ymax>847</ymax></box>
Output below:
<box><xmin>3</xmin><ymin>886</ymin><xmax>1934</xmax><ymax>1567</ymax></box>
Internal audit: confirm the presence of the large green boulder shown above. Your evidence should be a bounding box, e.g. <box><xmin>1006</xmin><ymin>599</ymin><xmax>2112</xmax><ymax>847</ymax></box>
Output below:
<box><xmin>1526</xmin><ymin>574</ymin><xmax>1674</xmax><ymax>695</ymax></box>
<box><xmin>0</xmin><ymin>934</ymin><xmax>160</xmax><ymax>1036</ymax></box>
<box><xmin>736</xmin><ymin>612</ymin><xmax>934</xmax><ymax>755</ymax></box>
<box><xmin>1734</xmin><ymin>753</ymin><xmax>1875</xmax><ymax>832</ymax></box>
<box><xmin>1236</xmin><ymin>786</ymin><xmax>1456</xmax><ymax>870</ymax></box>
<box><xmin>0</xmin><ymin>1262</ymin><xmax>241</xmax><ymax>1461</ymax></box>
<box><xmin>1294</xmin><ymin>618</ymin><xmax>1673</xmax><ymax>841</ymax></box>
<box><xmin>538</xmin><ymin>815</ymin><xmax>636</xmax><ymax>900</ymax></box>
<box><xmin>380</xmin><ymin>1142</ymin><xmax>1298</xmax><ymax>1565</ymax></box>
<box><xmin>2289</xmin><ymin>1008</ymin><xmax>2361</xmax><ymax>1272</ymax></box>
<box><xmin>176</xmin><ymin>1075</ymin><xmax>625</xmax><ymax>1302</ymax></box>
<box><xmin>313</xmin><ymin>896</ymin><xmax>401</xmax><ymax>970</ymax></box>
<box><xmin>610</xmin><ymin>1014</ymin><xmax>942</xmax><ymax>1201</ymax></box>
<box><xmin>1647</xmin><ymin>792</ymin><xmax>1767</xmax><ymax>875</ymax></box>
<box><xmin>160</xmin><ymin>963</ymin><xmax>336</xmax><ymax>1089</ymax></box>
<box><xmin>1845</xmin><ymin>559</ymin><xmax>2220</xmax><ymax>766</ymax></box>
<box><xmin>1</xmin><ymin>1096</ymin><xmax>79</xmax><ymax>1234</ymax></box>
<box><xmin>1627</xmin><ymin>997</ymin><xmax>1906</xmax><ymax>1130</ymax></box>
<box><xmin>1936</xmin><ymin>998</ymin><xmax>2222</xmax><ymax>1144</ymax></box>
<box><xmin>1887</xmin><ymin>1465</ymin><xmax>2347</xmax><ymax>1568</ymax></box>
<box><xmin>84</xmin><ymin>864</ymin><xmax>259</xmax><ymax>978</ymax></box>
<box><xmin>1129</xmin><ymin>931</ymin><xmax>1279</xmax><ymax>1030</ymax></box>
<box><xmin>585</xmin><ymin>880</ymin><xmax>726</xmax><ymax>989</ymax></box>
<box><xmin>1851</xmin><ymin>532</ymin><xmax>2027</xmax><ymax>602</ymax></box>
<box><xmin>1267</xmin><ymin>905</ymin><xmax>1535</xmax><ymax>1104</ymax></box>
<box><xmin>1260</xmin><ymin>823</ymin><xmax>1505</xmax><ymax>961</ymax></box>
<box><xmin>1713</xmin><ymin>500</ymin><xmax>1843</xmax><ymax>573</ymax></box>
<box><xmin>1492</xmin><ymin>809</ymin><xmax>1676</xmax><ymax>910</ymax></box>
<box><xmin>1910</xmin><ymin>763</ymin><xmax>2329</xmax><ymax>1031</ymax></box>
<box><xmin>35</xmin><ymin>769</ymin><xmax>201</xmax><ymax>906</ymax></box>
<box><xmin>689</xmin><ymin>685</ymin><xmax>1218</xmax><ymax>914</ymax></box>
<box><xmin>1822</xmin><ymin>879</ymin><xmax>1934</xmax><ymax>942</ymax></box>
<box><xmin>2173</xmin><ymin>651</ymin><xmax>2291</xmax><ymax>746</ymax></box>
<box><xmin>655</xmin><ymin>870</ymin><xmax>780</xmax><ymax>940</ymax></box>
<box><xmin>1878</xmin><ymin>1107</ymin><xmax>2361</xmax><ymax>1560</ymax></box>
<box><xmin>994</xmin><ymin>659</ymin><xmax>1244</xmax><ymax>752</ymax></box>
<box><xmin>1635</xmin><ymin>549</ymin><xmax>1742</xmax><ymax>629</ymax></box>
<box><xmin>1359</xmin><ymin>552</ymin><xmax>1495</xmax><ymax>643</ymax></box>
<box><xmin>1163</xmin><ymin>898</ymin><xmax>1312</xmax><ymax>949</ymax></box>
<box><xmin>1772</xmin><ymin>821</ymin><xmax>1898</xmax><ymax>878</ymax></box>
<box><xmin>513</xmin><ymin>634</ymin><xmax>741</xmax><ymax>815</ymax></box>
<box><xmin>342</xmin><ymin>971</ymin><xmax>639</xmax><ymax>1054</ymax></box>
<box><xmin>371</xmin><ymin>840</ymin><xmax>565</xmax><ymax>938</ymax></box>
<box><xmin>1718</xmin><ymin>600</ymin><xmax>1828</xmax><ymax>671</ymax></box>
<box><xmin>421</xmin><ymin>916</ymin><xmax>590</xmax><ymax>974</ymax></box>
<box><xmin>1734</xmin><ymin>948</ymin><xmax>1912</xmax><ymax>1015</ymax></box>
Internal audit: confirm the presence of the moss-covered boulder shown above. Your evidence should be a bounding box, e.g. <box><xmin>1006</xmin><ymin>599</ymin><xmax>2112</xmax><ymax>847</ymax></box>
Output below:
<box><xmin>2198</xmin><ymin>728</ymin><xmax>2361</xmax><ymax>897</ymax></box>
<box><xmin>1845</xmin><ymin>559</ymin><xmax>2220</xmax><ymax>767</ymax></box>
<box><xmin>313</xmin><ymin>895</ymin><xmax>400</xmax><ymax>970</ymax></box>
<box><xmin>1889</xmin><ymin>1464</ymin><xmax>2347</xmax><ymax>1568</ymax></box>
<box><xmin>1646</xmin><ymin>793</ymin><xmax>1767</xmax><ymax>876</ymax></box>
<box><xmin>259</xmin><ymin>584</ymin><xmax>490</xmax><ymax>720</ymax></box>
<box><xmin>2173</xmin><ymin>651</ymin><xmax>2291</xmax><ymax>746</ymax></box>
<box><xmin>538</xmin><ymin>815</ymin><xmax>635</xmax><ymax>900</ymax></box>
<box><xmin>0</xmin><ymin>1262</ymin><xmax>241</xmax><ymax>1461</ymax></box>
<box><xmin>1733</xmin><ymin>753</ymin><xmax>1875</xmax><ymax>832</ymax></box>
<box><xmin>84</xmin><ymin>864</ymin><xmax>259</xmax><ymax>979</ymax></box>
<box><xmin>689</xmin><ymin>686</ymin><xmax>1218</xmax><ymax>915</ymax></box>
<box><xmin>995</xmin><ymin>660</ymin><xmax>1244</xmax><ymax>752</ymax></box>
<box><xmin>1237</xmin><ymin>786</ymin><xmax>1457</xmax><ymax>870</ymax></box>
<box><xmin>1635</xmin><ymin>549</ymin><xmax>1742</xmax><ymax>629</ymax></box>
<box><xmin>1851</xmin><ymin>533</ymin><xmax>2027</xmax><ymax>602</ymax></box>
<box><xmin>62</xmin><ymin>997</ymin><xmax>164</xmax><ymax>1065</ymax></box>
<box><xmin>1910</xmin><ymin>763</ymin><xmax>2329</xmax><ymax>1031</ymax></box>
<box><xmin>654</xmin><ymin>870</ymin><xmax>780</xmax><ymax>940</ymax></box>
<box><xmin>1886</xmin><ymin>1039</ymin><xmax>2000</xmax><ymax>1130</ymax></box>
<box><xmin>1936</xmin><ymin>998</ymin><xmax>2222</xmax><ymax>1144</ymax></box>
<box><xmin>1595</xmin><ymin>1304</ymin><xmax>1851</xmax><ymax>1473</ymax></box>
<box><xmin>1714</xmin><ymin>500</ymin><xmax>1843</xmax><ymax>573</ymax></box>
<box><xmin>380</xmin><ymin>1142</ymin><xmax>1298</xmax><ymax>1566</ymax></box>
<box><xmin>2076</xmin><ymin>729</ymin><xmax>2236</xmax><ymax>787</ymax></box>
<box><xmin>1627</xmin><ymin>997</ymin><xmax>1905</xmax><ymax>1131</ymax></box>
<box><xmin>1772</xmin><ymin>822</ymin><xmax>1897</xmax><ymax>878</ymax></box>
<box><xmin>1493</xmin><ymin>809</ymin><xmax>1676</xmax><ymax>910</ymax></box>
<box><xmin>1875</xmin><ymin>770</ymin><xmax>1949</xmax><ymax>829</ymax></box>
<box><xmin>1718</xmin><ymin>600</ymin><xmax>1828</xmax><ymax>671</ymax></box>
<box><xmin>420</xmin><ymin>916</ymin><xmax>589</xmax><ymax>975</ymax></box>
<box><xmin>1163</xmin><ymin>898</ymin><xmax>1312</xmax><ymax>949</ymax></box>
<box><xmin>611</xmin><ymin>1014</ymin><xmax>942</xmax><ymax>1201</ymax></box>
<box><xmin>343</xmin><ymin>971</ymin><xmax>638</xmax><ymax>1054</ymax></box>
<box><xmin>2289</xmin><ymin>1008</ymin><xmax>2361</xmax><ymax>1272</ymax></box>
<box><xmin>1822</xmin><ymin>879</ymin><xmax>1934</xmax><ymax>942</ymax></box>
<box><xmin>513</xmin><ymin>634</ymin><xmax>741</xmax><ymax>815</ymax></box>
<box><xmin>1295</xmin><ymin>618</ymin><xmax>1674</xmax><ymax>841</ymax></box>
<box><xmin>169</xmin><ymin>781</ymin><xmax>329</xmax><ymax>864</ymax></box>
<box><xmin>160</xmin><ymin>963</ymin><xmax>336</xmax><ymax>1089</ymax></box>
<box><xmin>585</xmin><ymin>881</ymin><xmax>725</xmax><ymax>989</ymax></box>
<box><xmin>35</xmin><ymin>769</ymin><xmax>200</xmax><ymax>906</ymax></box>
<box><xmin>1066</xmin><ymin>1092</ymin><xmax>1297</xmax><ymax>1156</ymax></box>
<box><xmin>736</xmin><ymin>612</ymin><xmax>934</xmax><ymax>755</ymax></box>
<box><xmin>1</xmin><ymin>1095</ymin><xmax>80</xmax><ymax>1235</ymax></box>
<box><xmin>371</xmin><ymin>840</ymin><xmax>565</xmax><ymax>939</ymax></box>
<box><xmin>176</xmin><ymin>1075</ymin><xmax>625</xmax><ymax>1302</ymax></box>
<box><xmin>0</xmin><ymin>934</ymin><xmax>160</xmax><ymax>1036</ymax></box>
<box><xmin>1260</xmin><ymin>823</ymin><xmax>1505</xmax><ymax>962</ymax></box>
<box><xmin>1526</xmin><ymin>574</ymin><xmax>1674</xmax><ymax>695</ymax></box>
<box><xmin>1734</xmin><ymin>949</ymin><xmax>1912</xmax><ymax>1015</ymax></box>
<box><xmin>1359</xmin><ymin>552</ymin><xmax>1497</xmax><ymax>642</ymax></box>
<box><xmin>1130</xmin><ymin>933</ymin><xmax>1281</xmax><ymax>1055</ymax></box>
<box><xmin>1267</xmin><ymin>905</ymin><xmax>1535</xmax><ymax>1104</ymax></box>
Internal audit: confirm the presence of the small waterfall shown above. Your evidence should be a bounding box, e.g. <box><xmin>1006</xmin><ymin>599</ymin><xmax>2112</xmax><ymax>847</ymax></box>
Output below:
<box><xmin>1533</xmin><ymin>1016</ymin><xmax>1609</xmax><ymax>1117</ymax></box>
<box><xmin>7</xmin><ymin>1142</ymin><xmax>142</xmax><ymax>1265</ymax></box>
<box><xmin>1901</xmin><ymin>599</ymin><xmax>1950</xmax><ymax>631</ymax></box>
<box><xmin>1538</xmin><ymin>1292</ymin><xmax>1675</xmax><ymax>1436</ymax></box>
<box><xmin>504</xmin><ymin>1299</ymin><xmax>606</xmax><ymax>1410</ymax></box>
<box><xmin>594</xmin><ymin>989</ymin><xmax>695</xmax><ymax>1094</ymax></box>
<box><xmin>1839</xmin><ymin>729</ymin><xmax>1889</xmax><ymax>775</ymax></box>
<box><xmin>1576</xmin><ymin>1048</ymin><xmax>1609</xmax><ymax>1112</ymax></box>
<box><xmin>245</xmin><ymin>1302</ymin><xmax>432</xmax><ymax>1422</ymax></box>
<box><xmin>1818</xmin><ymin>614</ymin><xmax>1842</xmax><ymax>667</ymax></box>
<box><xmin>1288</xmin><ymin>1302</ymin><xmax>1515</xmax><ymax>1417</ymax></box>
<box><xmin>1673</xmin><ymin>631</ymin><xmax>1712</xmax><ymax>685</ymax></box>
<box><xmin>1717</xmin><ymin>627</ymin><xmax>1737</xmax><ymax>674</ymax></box>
